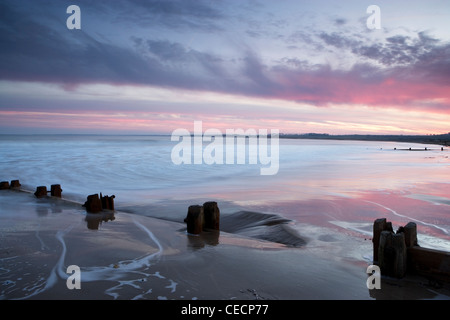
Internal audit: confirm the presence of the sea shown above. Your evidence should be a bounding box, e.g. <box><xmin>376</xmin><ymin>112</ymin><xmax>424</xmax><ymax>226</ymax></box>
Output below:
<box><xmin>1</xmin><ymin>134</ymin><xmax>449</xmax><ymax>253</ymax></box>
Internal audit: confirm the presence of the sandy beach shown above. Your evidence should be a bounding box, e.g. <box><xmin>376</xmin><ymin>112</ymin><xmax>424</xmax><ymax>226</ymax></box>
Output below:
<box><xmin>1</xmin><ymin>188</ymin><xmax>449</xmax><ymax>302</ymax></box>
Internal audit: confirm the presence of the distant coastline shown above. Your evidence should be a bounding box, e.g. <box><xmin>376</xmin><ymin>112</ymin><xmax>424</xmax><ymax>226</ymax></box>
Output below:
<box><xmin>280</xmin><ymin>133</ymin><xmax>450</xmax><ymax>146</ymax></box>
<box><xmin>1</xmin><ymin>132</ymin><xmax>449</xmax><ymax>147</ymax></box>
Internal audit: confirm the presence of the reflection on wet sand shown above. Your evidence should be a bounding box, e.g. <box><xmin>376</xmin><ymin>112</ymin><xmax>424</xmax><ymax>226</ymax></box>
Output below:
<box><xmin>369</xmin><ymin>276</ymin><xmax>450</xmax><ymax>300</ymax></box>
<box><xmin>35</xmin><ymin>201</ymin><xmax>63</xmax><ymax>216</ymax></box>
<box><xmin>85</xmin><ymin>211</ymin><xmax>115</xmax><ymax>230</ymax></box>
<box><xmin>185</xmin><ymin>230</ymin><xmax>220</xmax><ymax>250</ymax></box>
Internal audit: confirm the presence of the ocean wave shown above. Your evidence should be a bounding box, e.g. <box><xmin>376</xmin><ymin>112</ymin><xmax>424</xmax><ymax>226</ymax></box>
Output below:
<box><xmin>220</xmin><ymin>211</ymin><xmax>307</xmax><ymax>247</ymax></box>
<box><xmin>121</xmin><ymin>203</ymin><xmax>307</xmax><ymax>248</ymax></box>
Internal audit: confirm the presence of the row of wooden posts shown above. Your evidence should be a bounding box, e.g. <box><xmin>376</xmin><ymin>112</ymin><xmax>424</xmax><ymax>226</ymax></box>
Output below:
<box><xmin>184</xmin><ymin>202</ymin><xmax>220</xmax><ymax>234</ymax></box>
<box><xmin>2</xmin><ymin>179</ymin><xmax>218</xmax><ymax>233</ymax></box>
<box><xmin>0</xmin><ymin>179</ymin><xmax>22</xmax><ymax>189</ymax></box>
<box><xmin>1</xmin><ymin>179</ymin><xmax>63</xmax><ymax>198</ymax></box>
<box><xmin>1</xmin><ymin>179</ymin><xmax>115</xmax><ymax>214</ymax></box>
<box><xmin>34</xmin><ymin>184</ymin><xmax>63</xmax><ymax>198</ymax></box>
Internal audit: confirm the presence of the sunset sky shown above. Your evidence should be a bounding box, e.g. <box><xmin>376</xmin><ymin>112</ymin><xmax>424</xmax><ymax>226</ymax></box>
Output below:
<box><xmin>0</xmin><ymin>0</ymin><xmax>449</xmax><ymax>135</ymax></box>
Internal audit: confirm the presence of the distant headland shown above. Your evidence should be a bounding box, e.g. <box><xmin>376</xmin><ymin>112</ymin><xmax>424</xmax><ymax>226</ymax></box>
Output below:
<box><xmin>279</xmin><ymin>133</ymin><xmax>450</xmax><ymax>146</ymax></box>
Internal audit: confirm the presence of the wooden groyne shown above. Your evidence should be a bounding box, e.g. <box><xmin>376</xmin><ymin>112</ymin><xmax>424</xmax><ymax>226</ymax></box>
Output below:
<box><xmin>82</xmin><ymin>193</ymin><xmax>115</xmax><ymax>213</ymax></box>
<box><xmin>1</xmin><ymin>179</ymin><xmax>115</xmax><ymax>214</ymax></box>
<box><xmin>373</xmin><ymin>218</ymin><xmax>450</xmax><ymax>283</ymax></box>
<box><xmin>0</xmin><ymin>180</ymin><xmax>21</xmax><ymax>189</ymax></box>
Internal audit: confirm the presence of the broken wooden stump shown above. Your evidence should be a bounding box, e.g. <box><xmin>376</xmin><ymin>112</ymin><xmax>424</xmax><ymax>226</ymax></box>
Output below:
<box><xmin>83</xmin><ymin>193</ymin><xmax>116</xmax><ymax>213</ymax></box>
<box><xmin>184</xmin><ymin>205</ymin><xmax>204</xmax><ymax>235</ymax></box>
<box><xmin>373</xmin><ymin>218</ymin><xmax>450</xmax><ymax>282</ymax></box>
<box><xmin>378</xmin><ymin>231</ymin><xmax>407</xmax><ymax>278</ymax></box>
<box><xmin>372</xmin><ymin>218</ymin><xmax>393</xmax><ymax>263</ymax></box>
<box><xmin>0</xmin><ymin>181</ymin><xmax>9</xmax><ymax>190</ymax></box>
<box><xmin>100</xmin><ymin>193</ymin><xmax>115</xmax><ymax>210</ymax></box>
<box><xmin>83</xmin><ymin>194</ymin><xmax>102</xmax><ymax>213</ymax></box>
<box><xmin>203</xmin><ymin>201</ymin><xmax>220</xmax><ymax>230</ymax></box>
<box><xmin>34</xmin><ymin>186</ymin><xmax>48</xmax><ymax>198</ymax></box>
<box><xmin>50</xmin><ymin>184</ymin><xmax>62</xmax><ymax>198</ymax></box>
<box><xmin>402</xmin><ymin>222</ymin><xmax>418</xmax><ymax>248</ymax></box>
<box><xmin>10</xmin><ymin>180</ymin><xmax>21</xmax><ymax>188</ymax></box>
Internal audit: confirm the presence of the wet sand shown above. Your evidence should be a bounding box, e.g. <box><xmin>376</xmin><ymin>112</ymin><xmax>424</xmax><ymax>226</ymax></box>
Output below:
<box><xmin>1</xmin><ymin>189</ymin><xmax>449</xmax><ymax>301</ymax></box>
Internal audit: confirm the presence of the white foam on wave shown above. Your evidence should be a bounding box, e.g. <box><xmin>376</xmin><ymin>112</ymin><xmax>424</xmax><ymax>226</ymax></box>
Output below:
<box><xmin>34</xmin><ymin>222</ymin><xmax>50</xmax><ymax>251</ymax></box>
<box><xmin>417</xmin><ymin>234</ymin><xmax>450</xmax><ymax>252</ymax></box>
<box><xmin>329</xmin><ymin>203</ymin><xmax>450</xmax><ymax>252</ymax></box>
<box><xmin>13</xmin><ymin>225</ymin><xmax>75</xmax><ymax>300</ymax></box>
<box><xmin>328</xmin><ymin>221</ymin><xmax>373</xmax><ymax>237</ymax></box>
<box><xmin>406</xmin><ymin>194</ymin><xmax>450</xmax><ymax>206</ymax></box>
<box><xmin>165</xmin><ymin>280</ymin><xmax>178</xmax><ymax>293</ymax></box>
<box><xmin>74</xmin><ymin>216</ymin><xmax>169</xmax><ymax>298</ymax></box>
<box><xmin>14</xmin><ymin>216</ymin><xmax>177</xmax><ymax>299</ymax></box>
<box><xmin>365</xmin><ymin>200</ymin><xmax>449</xmax><ymax>235</ymax></box>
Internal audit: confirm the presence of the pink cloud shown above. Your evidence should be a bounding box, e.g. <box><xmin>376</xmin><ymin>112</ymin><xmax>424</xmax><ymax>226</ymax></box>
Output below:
<box><xmin>272</xmin><ymin>69</ymin><xmax>450</xmax><ymax>114</ymax></box>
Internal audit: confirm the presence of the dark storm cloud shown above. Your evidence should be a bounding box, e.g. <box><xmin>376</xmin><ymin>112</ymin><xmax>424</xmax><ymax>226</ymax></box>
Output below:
<box><xmin>318</xmin><ymin>31</ymin><xmax>362</xmax><ymax>49</ymax></box>
<box><xmin>319</xmin><ymin>29</ymin><xmax>449</xmax><ymax>72</ymax></box>
<box><xmin>127</xmin><ymin>0</ymin><xmax>225</xmax><ymax>20</ymax></box>
<box><xmin>316</xmin><ymin>29</ymin><xmax>450</xmax><ymax>89</ymax></box>
<box><xmin>0</xmin><ymin>19</ymin><xmax>149</xmax><ymax>85</ymax></box>
<box><xmin>0</xmin><ymin>0</ymin><xmax>230</xmax><ymax>89</ymax></box>
<box><xmin>333</xmin><ymin>18</ymin><xmax>347</xmax><ymax>26</ymax></box>
<box><xmin>113</xmin><ymin>0</ymin><xmax>227</xmax><ymax>32</ymax></box>
<box><xmin>0</xmin><ymin>0</ymin><xmax>274</xmax><ymax>96</ymax></box>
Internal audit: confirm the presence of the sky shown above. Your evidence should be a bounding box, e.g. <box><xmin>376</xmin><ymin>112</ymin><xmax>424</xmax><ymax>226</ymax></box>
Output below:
<box><xmin>0</xmin><ymin>0</ymin><xmax>449</xmax><ymax>135</ymax></box>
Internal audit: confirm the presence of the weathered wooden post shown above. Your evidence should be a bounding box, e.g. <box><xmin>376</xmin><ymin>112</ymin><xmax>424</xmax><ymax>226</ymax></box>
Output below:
<box><xmin>108</xmin><ymin>195</ymin><xmax>115</xmax><ymax>210</ymax></box>
<box><xmin>50</xmin><ymin>184</ymin><xmax>62</xmax><ymax>197</ymax></box>
<box><xmin>10</xmin><ymin>180</ymin><xmax>21</xmax><ymax>188</ymax></box>
<box><xmin>392</xmin><ymin>232</ymin><xmax>407</xmax><ymax>278</ymax></box>
<box><xmin>101</xmin><ymin>194</ymin><xmax>115</xmax><ymax>210</ymax></box>
<box><xmin>403</xmin><ymin>222</ymin><xmax>418</xmax><ymax>248</ymax></box>
<box><xmin>83</xmin><ymin>194</ymin><xmax>102</xmax><ymax>213</ymax></box>
<box><xmin>373</xmin><ymin>218</ymin><xmax>393</xmax><ymax>263</ymax></box>
<box><xmin>203</xmin><ymin>201</ymin><xmax>220</xmax><ymax>230</ymax></box>
<box><xmin>378</xmin><ymin>231</ymin><xmax>407</xmax><ymax>278</ymax></box>
<box><xmin>34</xmin><ymin>186</ymin><xmax>48</xmax><ymax>198</ymax></box>
<box><xmin>184</xmin><ymin>205</ymin><xmax>204</xmax><ymax>235</ymax></box>
<box><xmin>0</xmin><ymin>181</ymin><xmax>10</xmax><ymax>189</ymax></box>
